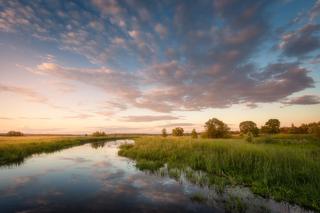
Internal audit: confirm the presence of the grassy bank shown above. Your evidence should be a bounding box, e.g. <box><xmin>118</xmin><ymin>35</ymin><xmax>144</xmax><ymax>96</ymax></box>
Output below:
<box><xmin>119</xmin><ymin>135</ymin><xmax>320</xmax><ymax>211</ymax></box>
<box><xmin>0</xmin><ymin>135</ymin><xmax>120</xmax><ymax>166</ymax></box>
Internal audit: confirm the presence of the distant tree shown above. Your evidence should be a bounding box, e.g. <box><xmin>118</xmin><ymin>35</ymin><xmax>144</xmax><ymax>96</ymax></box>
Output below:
<box><xmin>191</xmin><ymin>128</ymin><xmax>198</xmax><ymax>138</ymax></box>
<box><xmin>162</xmin><ymin>128</ymin><xmax>167</xmax><ymax>137</ymax></box>
<box><xmin>288</xmin><ymin>124</ymin><xmax>300</xmax><ymax>134</ymax></box>
<box><xmin>246</xmin><ymin>132</ymin><xmax>254</xmax><ymax>143</ymax></box>
<box><xmin>280</xmin><ymin>126</ymin><xmax>290</xmax><ymax>134</ymax></box>
<box><xmin>239</xmin><ymin>121</ymin><xmax>259</xmax><ymax>136</ymax></box>
<box><xmin>6</xmin><ymin>131</ymin><xmax>24</xmax><ymax>136</ymax></box>
<box><xmin>299</xmin><ymin>124</ymin><xmax>309</xmax><ymax>134</ymax></box>
<box><xmin>172</xmin><ymin>127</ymin><xmax>184</xmax><ymax>136</ymax></box>
<box><xmin>92</xmin><ymin>131</ymin><xmax>107</xmax><ymax>137</ymax></box>
<box><xmin>261</xmin><ymin>119</ymin><xmax>280</xmax><ymax>134</ymax></box>
<box><xmin>308</xmin><ymin>122</ymin><xmax>320</xmax><ymax>138</ymax></box>
<box><xmin>204</xmin><ymin>118</ymin><xmax>230</xmax><ymax>138</ymax></box>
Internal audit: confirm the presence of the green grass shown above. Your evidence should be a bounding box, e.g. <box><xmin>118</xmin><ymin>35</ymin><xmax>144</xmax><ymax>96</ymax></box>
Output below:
<box><xmin>189</xmin><ymin>192</ymin><xmax>207</xmax><ymax>203</ymax></box>
<box><xmin>118</xmin><ymin>135</ymin><xmax>320</xmax><ymax>211</ymax></box>
<box><xmin>0</xmin><ymin>135</ymin><xmax>122</xmax><ymax>166</ymax></box>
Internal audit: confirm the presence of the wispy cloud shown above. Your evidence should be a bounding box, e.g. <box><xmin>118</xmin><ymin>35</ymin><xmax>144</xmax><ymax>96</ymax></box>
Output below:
<box><xmin>0</xmin><ymin>83</ymin><xmax>69</xmax><ymax>110</ymax></box>
<box><xmin>0</xmin><ymin>117</ymin><xmax>12</xmax><ymax>120</ymax></box>
<box><xmin>63</xmin><ymin>113</ymin><xmax>94</xmax><ymax>120</ymax></box>
<box><xmin>282</xmin><ymin>95</ymin><xmax>320</xmax><ymax>105</ymax></box>
<box><xmin>0</xmin><ymin>83</ymin><xmax>48</xmax><ymax>103</ymax></box>
<box><xmin>158</xmin><ymin>123</ymin><xmax>195</xmax><ymax>128</ymax></box>
<box><xmin>122</xmin><ymin>115</ymin><xmax>180</xmax><ymax>122</ymax></box>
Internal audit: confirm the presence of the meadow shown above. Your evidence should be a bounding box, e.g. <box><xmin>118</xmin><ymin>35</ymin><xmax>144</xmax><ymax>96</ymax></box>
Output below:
<box><xmin>119</xmin><ymin>134</ymin><xmax>320</xmax><ymax>211</ymax></box>
<box><xmin>0</xmin><ymin>135</ymin><xmax>120</xmax><ymax>166</ymax></box>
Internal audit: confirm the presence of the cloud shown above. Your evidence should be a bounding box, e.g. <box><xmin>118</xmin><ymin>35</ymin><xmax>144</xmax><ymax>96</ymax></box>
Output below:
<box><xmin>50</xmin><ymin>81</ymin><xmax>75</xmax><ymax>93</ymax></box>
<box><xmin>35</xmin><ymin>63</ymin><xmax>141</xmax><ymax>101</ymax></box>
<box><xmin>309</xmin><ymin>0</ymin><xmax>320</xmax><ymax>21</ymax></box>
<box><xmin>279</xmin><ymin>24</ymin><xmax>320</xmax><ymax>57</ymax></box>
<box><xmin>158</xmin><ymin>123</ymin><xmax>195</xmax><ymax>128</ymax></box>
<box><xmin>0</xmin><ymin>83</ymin><xmax>66</xmax><ymax>109</ymax></box>
<box><xmin>0</xmin><ymin>83</ymin><xmax>48</xmax><ymax>103</ymax></box>
<box><xmin>0</xmin><ymin>117</ymin><xmax>12</xmax><ymax>120</ymax></box>
<box><xmin>91</xmin><ymin>0</ymin><xmax>123</xmax><ymax>16</ymax></box>
<box><xmin>121</xmin><ymin>115</ymin><xmax>180</xmax><ymax>122</ymax></box>
<box><xmin>63</xmin><ymin>113</ymin><xmax>94</xmax><ymax>119</ymax></box>
<box><xmin>282</xmin><ymin>95</ymin><xmax>320</xmax><ymax>105</ymax></box>
<box><xmin>18</xmin><ymin>117</ymin><xmax>51</xmax><ymax>120</ymax></box>
<box><xmin>1</xmin><ymin>0</ymin><xmax>318</xmax><ymax>114</ymax></box>
<box><xmin>155</xmin><ymin>23</ymin><xmax>167</xmax><ymax>38</ymax></box>
<box><xmin>310</xmin><ymin>54</ymin><xmax>320</xmax><ymax>64</ymax></box>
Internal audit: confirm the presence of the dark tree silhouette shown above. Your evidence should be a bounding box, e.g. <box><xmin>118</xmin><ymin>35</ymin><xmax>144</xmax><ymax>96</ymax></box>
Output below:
<box><xmin>204</xmin><ymin>118</ymin><xmax>230</xmax><ymax>138</ymax></box>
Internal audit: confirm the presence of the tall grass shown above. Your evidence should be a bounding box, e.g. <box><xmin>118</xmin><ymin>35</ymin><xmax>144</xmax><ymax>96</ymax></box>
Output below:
<box><xmin>119</xmin><ymin>136</ymin><xmax>320</xmax><ymax>211</ymax></box>
<box><xmin>0</xmin><ymin>136</ymin><xmax>120</xmax><ymax>166</ymax></box>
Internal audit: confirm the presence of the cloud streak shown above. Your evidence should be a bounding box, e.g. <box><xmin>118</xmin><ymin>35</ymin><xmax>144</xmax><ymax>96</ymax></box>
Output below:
<box><xmin>122</xmin><ymin>115</ymin><xmax>180</xmax><ymax>122</ymax></box>
<box><xmin>282</xmin><ymin>95</ymin><xmax>320</xmax><ymax>105</ymax></box>
<box><xmin>0</xmin><ymin>83</ymin><xmax>48</xmax><ymax>103</ymax></box>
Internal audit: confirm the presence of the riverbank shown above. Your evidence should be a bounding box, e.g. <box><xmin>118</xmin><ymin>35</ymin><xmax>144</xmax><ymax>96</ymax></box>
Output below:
<box><xmin>119</xmin><ymin>135</ymin><xmax>320</xmax><ymax>211</ymax></box>
<box><xmin>0</xmin><ymin>135</ymin><xmax>120</xmax><ymax>166</ymax></box>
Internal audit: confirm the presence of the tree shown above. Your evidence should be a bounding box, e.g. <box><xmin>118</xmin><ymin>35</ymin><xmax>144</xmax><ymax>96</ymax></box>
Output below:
<box><xmin>204</xmin><ymin>118</ymin><xmax>230</xmax><ymax>138</ymax></box>
<box><xmin>261</xmin><ymin>119</ymin><xmax>280</xmax><ymax>134</ymax></box>
<box><xmin>308</xmin><ymin>122</ymin><xmax>320</xmax><ymax>138</ymax></box>
<box><xmin>162</xmin><ymin>128</ymin><xmax>167</xmax><ymax>137</ymax></box>
<box><xmin>6</xmin><ymin>131</ymin><xmax>24</xmax><ymax>136</ymax></box>
<box><xmin>92</xmin><ymin>131</ymin><xmax>107</xmax><ymax>137</ymax></box>
<box><xmin>191</xmin><ymin>128</ymin><xmax>198</xmax><ymax>138</ymax></box>
<box><xmin>239</xmin><ymin>121</ymin><xmax>259</xmax><ymax>136</ymax></box>
<box><xmin>172</xmin><ymin>127</ymin><xmax>184</xmax><ymax>136</ymax></box>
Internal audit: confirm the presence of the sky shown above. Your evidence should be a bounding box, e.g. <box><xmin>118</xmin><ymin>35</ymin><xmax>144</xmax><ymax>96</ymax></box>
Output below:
<box><xmin>0</xmin><ymin>0</ymin><xmax>320</xmax><ymax>134</ymax></box>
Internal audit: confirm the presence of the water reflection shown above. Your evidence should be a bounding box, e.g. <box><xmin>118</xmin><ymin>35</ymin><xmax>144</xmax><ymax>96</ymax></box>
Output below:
<box><xmin>90</xmin><ymin>141</ymin><xmax>106</xmax><ymax>149</ymax></box>
<box><xmin>0</xmin><ymin>140</ymin><xmax>215</xmax><ymax>212</ymax></box>
<box><xmin>0</xmin><ymin>140</ymin><xmax>314</xmax><ymax>213</ymax></box>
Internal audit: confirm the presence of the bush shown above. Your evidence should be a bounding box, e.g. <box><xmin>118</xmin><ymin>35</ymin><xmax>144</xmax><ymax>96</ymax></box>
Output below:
<box><xmin>92</xmin><ymin>131</ymin><xmax>107</xmax><ymax>137</ymax></box>
<box><xmin>6</xmin><ymin>131</ymin><xmax>24</xmax><ymax>136</ymax></box>
<box><xmin>172</xmin><ymin>127</ymin><xmax>184</xmax><ymax>136</ymax></box>
<box><xmin>191</xmin><ymin>129</ymin><xmax>198</xmax><ymax>139</ymax></box>
<box><xmin>255</xmin><ymin>135</ymin><xmax>274</xmax><ymax>144</ymax></box>
<box><xmin>246</xmin><ymin>132</ymin><xmax>254</xmax><ymax>143</ymax></box>
<box><xmin>161</xmin><ymin>128</ymin><xmax>167</xmax><ymax>137</ymax></box>
<box><xmin>308</xmin><ymin>122</ymin><xmax>320</xmax><ymax>138</ymax></box>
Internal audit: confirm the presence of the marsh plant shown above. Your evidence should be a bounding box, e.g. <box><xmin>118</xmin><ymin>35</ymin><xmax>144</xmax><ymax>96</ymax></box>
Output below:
<box><xmin>119</xmin><ymin>135</ymin><xmax>320</xmax><ymax>211</ymax></box>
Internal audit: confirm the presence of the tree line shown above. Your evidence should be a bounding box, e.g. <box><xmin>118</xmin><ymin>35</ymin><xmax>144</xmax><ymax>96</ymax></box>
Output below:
<box><xmin>162</xmin><ymin>118</ymin><xmax>320</xmax><ymax>138</ymax></box>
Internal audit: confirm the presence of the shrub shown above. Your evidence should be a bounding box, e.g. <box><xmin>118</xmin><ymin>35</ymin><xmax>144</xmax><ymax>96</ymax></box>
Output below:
<box><xmin>308</xmin><ymin>122</ymin><xmax>320</xmax><ymax>138</ymax></box>
<box><xmin>6</xmin><ymin>131</ymin><xmax>24</xmax><ymax>136</ymax></box>
<box><xmin>191</xmin><ymin>129</ymin><xmax>198</xmax><ymax>139</ymax></box>
<box><xmin>246</xmin><ymin>132</ymin><xmax>254</xmax><ymax>143</ymax></box>
<box><xmin>92</xmin><ymin>131</ymin><xmax>107</xmax><ymax>137</ymax></box>
<box><xmin>161</xmin><ymin>128</ymin><xmax>167</xmax><ymax>137</ymax></box>
<box><xmin>204</xmin><ymin>118</ymin><xmax>230</xmax><ymax>138</ymax></box>
<box><xmin>172</xmin><ymin>127</ymin><xmax>184</xmax><ymax>136</ymax></box>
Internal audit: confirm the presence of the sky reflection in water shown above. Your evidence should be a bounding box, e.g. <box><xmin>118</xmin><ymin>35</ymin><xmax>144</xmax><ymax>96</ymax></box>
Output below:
<box><xmin>0</xmin><ymin>140</ymin><xmax>216</xmax><ymax>213</ymax></box>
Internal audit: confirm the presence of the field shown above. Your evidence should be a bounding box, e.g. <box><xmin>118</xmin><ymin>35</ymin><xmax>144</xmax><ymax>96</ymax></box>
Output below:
<box><xmin>0</xmin><ymin>135</ymin><xmax>119</xmax><ymax>166</ymax></box>
<box><xmin>119</xmin><ymin>135</ymin><xmax>320</xmax><ymax>211</ymax></box>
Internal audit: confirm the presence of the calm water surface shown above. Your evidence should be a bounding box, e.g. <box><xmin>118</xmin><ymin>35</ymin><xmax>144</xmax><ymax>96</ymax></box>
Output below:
<box><xmin>0</xmin><ymin>140</ymin><xmax>313</xmax><ymax>213</ymax></box>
